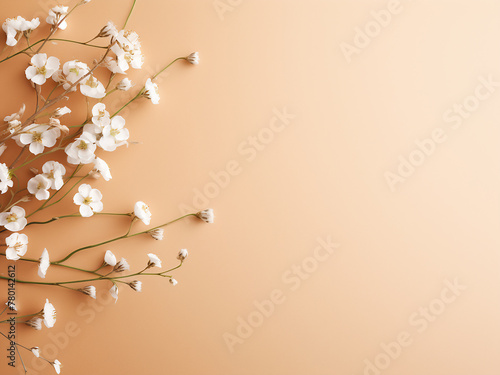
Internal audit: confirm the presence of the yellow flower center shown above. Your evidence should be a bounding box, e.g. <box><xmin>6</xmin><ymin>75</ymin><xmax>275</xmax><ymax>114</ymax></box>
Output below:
<box><xmin>32</xmin><ymin>131</ymin><xmax>43</xmax><ymax>143</ymax></box>
<box><xmin>36</xmin><ymin>66</ymin><xmax>47</xmax><ymax>76</ymax></box>
<box><xmin>83</xmin><ymin>197</ymin><xmax>92</xmax><ymax>205</ymax></box>
<box><xmin>7</xmin><ymin>214</ymin><xmax>17</xmax><ymax>223</ymax></box>
<box><xmin>77</xmin><ymin>140</ymin><xmax>88</xmax><ymax>150</ymax></box>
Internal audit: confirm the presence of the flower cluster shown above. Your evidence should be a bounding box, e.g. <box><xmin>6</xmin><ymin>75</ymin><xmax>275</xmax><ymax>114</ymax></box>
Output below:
<box><xmin>0</xmin><ymin>1</ymin><xmax>205</xmax><ymax>373</ymax></box>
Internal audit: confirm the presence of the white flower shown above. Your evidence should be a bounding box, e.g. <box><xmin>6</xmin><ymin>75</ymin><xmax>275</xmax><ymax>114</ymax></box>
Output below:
<box><xmin>2</xmin><ymin>17</ymin><xmax>39</xmax><ymax>47</ymax></box>
<box><xmin>26</xmin><ymin>317</ymin><xmax>42</xmax><ymax>330</ymax></box>
<box><xmin>91</xmin><ymin>103</ymin><xmax>110</xmax><ymax>129</ymax></box>
<box><xmin>80</xmin><ymin>75</ymin><xmax>106</xmax><ymax>99</ymax></box>
<box><xmin>0</xmin><ymin>206</ymin><xmax>27</xmax><ymax>232</ymax></box>
<box><xmin>19</xmin><ymin>123</ymin><xmax>60</xmax><ymax>155</ymax></box>
<box><xmin>169</xmin><ymin>278</ymin><xmax>178</xmax><ymax>286</ymax></box>
<box><xmin>79</xmin><ymin>286</ymin><xmax>96</xmax><ymax>299</ymax></box>
<box><xmin>177</xmin><ymin>249</ymin><xmax>188</xmax><ymax>261</ymax></box>
<box><xmin>0</xmin><ymin>163</ymin><xmax>13</xmax><ymax>194</ymax></box>
<box><xmin>60</xmin><ymin>60</ymin><xmax>89</xmax><ymax>90</ymax></box>
<box><xmin>73</xmin><ymin>184</ymin><xmax>103</xmax><ymax>217</ymax></box>
<box><xmin>93</xmin><ymin>157</ymin><xmax>112</xmax><ymax>181</ymax></box>
<box><xmin>52</xmin><ymin>359</ymin><xmax>62</xmax><ymax>374</ymax></box>
<box><xmin>4</xmin><ymin>104</ymin><xmax>25</xmax><ymax>123</ymax></box>
<box><xmin>31</xmin><ymin>347</ymin><xmax>40</xmax><ymax>357</ymax></box>
<box><xmin>98</xmin><ymin>21</ymin><xmax>118</xmax><ymax>39</ymax></box>
<box><xmin>186</xmin><ymin>52</ymin><xmax>199</xmax><ymax>65</ymax></box>
<box><xmin>43</xmin><ymin>299</ymin><xmax>56</xmax><ymax>328</ymax></box>
<box><xmin>53</xmin><ymin>106</ymin><xmax>71</xmax><ymax>117</ymax></box>
<box><xmin>148</xmin><ymin>228</ymin><xmax>163</xmax><ymax>241</ymax></box>
<box><xmin>110</xmin><ymin>30</ymin><xmax>143</xmax><ymax>72</ymax></box>
<box><xmin>46</xmin><ymin>6</ymin><xmax>69</xmax><ymax>30</ymax></box>
<box><xmin>25</xmin><ymin>53</ymin><xmax>60</xmax><ymax>85</ymax></box>
<box><xmin>5</xmin><ymin>233</ymin><xmax>28</xmax><ymax>260</ymax></box>
<box><xmin>38</xmin><ymin>248</ymin><xmax>50</xmax><ymax>278</ymax></box>
<box><xmin>129</xmin><ymin>280</ymin><xmax>142</xmax><ymax>292</ymax></box>
<box><xmin>144</xmin><ymin>78</ymin><xmax>160</xmax><ymax>104</ymax></box>
<box><xmin>114</xmin><ymin>258</ymin><xmax>129</xmax><ymax>272</ymax></box>
<box><xmin>196</xmin><ymin>208</ymin><xmax>214</xmax><ymax>224</ymax></box>
<box><xmin>42</xmin><ymin>161</ymin><xmax>66</xmax><ymax>190</ymax></box>
<box><xmin>98</xmin><ymin>116</ymin><xmax>129</xmax><ymax>151</ymax></box>
<box><xmin>134</xmin><ymin>201</ymin><xmax>151</xmax><ymax>225</ymax></box>
<box><xmin>147</xmin><ymin>253</ymin><xmax>162</xmax><ymax>268</ymax></box>
<box><xmin>65</xmin><ymin>132</ymin><xmax>96</xmax><ymax>164</ymax></box>
<box><xmin>109</xmin><ymin>285</ymin><xmax>119</xmax><ymax>303</ymax></box>
<box><xmin>116</xmin><ymin>78</ymin><xmax>132</xmax><ymax>91</ymax></box>
<box><xmin>27</xmin><ymin>174</ymin><xmax>51</xmax><ymax>200</ymax></box>
<box><xmin>104</xmin><ymin>250</ymin><xmax>116</xmax><ymax>266</ymax></box>
<box><xmin>5</xmin><ymin>301</ymin><xmax>17</xmax><ymax>311</ymax></box>
<box><xmin>103</xmin><ymin>56</ymin><xmax>126</xmax><ymax>74</ymax></box>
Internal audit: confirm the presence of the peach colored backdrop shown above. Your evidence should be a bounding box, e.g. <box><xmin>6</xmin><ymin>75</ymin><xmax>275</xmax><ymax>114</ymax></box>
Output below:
<box><xmin>0</xmin><ymin>0</ymin><xmax>499</xmax><ymax>374</ymax></box>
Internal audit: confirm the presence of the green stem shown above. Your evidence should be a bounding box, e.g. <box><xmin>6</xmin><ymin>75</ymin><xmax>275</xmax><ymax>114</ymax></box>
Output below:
<box><xmin>123</xmin><ymin>0</ymin><xmax>138</xmax><ymax>28</ymax></box>
<box><xmin>55</xmin><ymin>213</ymin><xmax>196</xmax><ymax>264</ymax></box>
<box><xmin>152</xmin><ymin>57</ymin><xmax>184</xmax><ymax>80</ymax></box>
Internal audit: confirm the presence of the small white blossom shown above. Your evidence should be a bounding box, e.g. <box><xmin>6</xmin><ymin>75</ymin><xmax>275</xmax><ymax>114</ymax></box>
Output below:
<box><xmin>104</xmin><ymin>250</ymin><xmax>117</xmax><ymax>266</ymax></box>
<box><xmin>91</xmin><ymin>103</ymin><xmax>110</xmax><ymax>129</ymax></box>
<box><xmin>60</xmin><ymin>60</ymin><xmax>89</xmax><ymax>90</ymax></box>
<box><xmin>148</xmin><ymin>228</ymin><xmax>164</xmax><ymax>241</ymax></box>
<box><xmin>129</xmin><ymin>280</ymin><xmax>142</xmax><ymax>292</ymax></box>
<box><xmin>2</xmin><ymin>17</ymin><xmax>40</xmax><ymax>47</ymax></box>
<box><xmin>27</xmin><ymin>174</ymin><xmax>51</xmax><ymax>200</ymax></box>
<box><xmin>109</xmin><ymin>285</ymin><xmax>119</xmax><ymax>303</ymax></box>
<box><xmin>42</xmin><ymin>161</ymin><xmax>66</xmax><ymax>190</ymax></box>
<box><xmin>65</xmin><ymin>132</ymin><xmax>96</xmax><ymax>164</ymax></box>
<box><xmin>25</xmin><ymin>53</ymin><xmax>60</xmax><ymax>85</ymax></box>
<box><xmin>5</xmin><ymin>233</ymin><xmax>28</xmax><ymax>260</ymax></box>
<box><xmin>43</xmin><ymin>299</ymin><xmax>56</xmax><ymax>328</ymax></box>
<box><xmin>144</xmin><ymin>78</ymin><xmax>160</xmax><ymax>104</ymax></box>
<box><xmin>110</xmin><ymin>29</ymin><xmax>143</xmax><ymax>72</ymax></box>
<box><xmin>147</xmin><ymin>253</ymin><xmax>162</xmax><ymax>268</ymax></box>
<box><xmin>19</xmin><ymin>123</ymin><xmax>60</xmax><ymax>155</ymax></box>
<box><xmin>80</xmin><ymin>75</ymin><xmax>106</xmax><ymax>99</ymax></box>
<box><xmin>186</xmin><ymin>52</ymin><xmax>199</xmax><ymax>65</ymax></box>
<box><xmin>31</xmin><ymin>347</ymin><xmax>40</xmax><ymax>358</ymax></box>
<box><xmin>98</xmin><ymin>116</ymin><xmax>129</xmax><ymax>151</ymax></box>
<box><xmin>177</xmin><ymin>249</ymin><xmax>188</xmax><ymax>261</ymax></box>
<box><xmin>116</xmin><ymin>78</ymin><xmax>132</xmax><ymax>91</ymax></box>
<box><xmin>53</xmin><ymin>106</ymin><xmax>71</xmax><ymax>117</ymax></box>
<box><xmin>169</xmin><ymin>278</ymin><xmax>178</xmax><ymax>286</ymax></box>
<box><xmin>0</xmin><ymin>163</ymin><xmax>13</xmax><ymax>194</ymax></box>
<box><xmin>26</xmin><ymin>317</ymin><xmax>43</xmax><ymax>330</ymax></box>
<box><xmin>98</xmin><ymin>21</ymin><xmax>118</xmax><ymax>39</ymax></box>
<box><xmin>38</xmin><ymin>248</ymin><xmax>50</xmax><ymax>278</ymax></box>
<box><xmin>134</xmin><ymin>201</ymin><xmax>151</xmax><ymax>225</ymax></box>
<box><xmin>92</xmin><ymin>157</ymin><xmax>112</xmax><ymax>181</ymax></box>
<box><xmin>52</xmin><ymin>359</ymin><xmax>62</xmax><ymax>374</ymax></box>
<box><xmin>79</xmin><ymin>286</ymin><xmax>96</xmax><ymax>299</ymax></box>
<box><xmin>114</xmin><ymin>257</ymin><xmax>129</xmax><ymax>272</ymax></box>
<box><xmin>46</xmin><ymin>6</ymin><xmax>69</xmax><ymax>30</ymax></box>
<box><xmin>5</xmin><ymin>301</ymin><xmax>16</xmax><ymax>311</ymax></box>
<box><xmin>4</xmin><ymin>104</ymin><xmax>25</xmax><ymax>123</ymax></box>
<box><xmin>73</xmin><ymin>184</ymin><xmax>103</xmax><ymax>217</ymax></box>
<box><xmin>0</xmin><ymin>206</ymin><xmax>27</xmax><ymax>232</ymax></box>
<box><xmin>196</xmin><ymin>208</ymin><xmax>214</xmax><ymax>224</ymax></box>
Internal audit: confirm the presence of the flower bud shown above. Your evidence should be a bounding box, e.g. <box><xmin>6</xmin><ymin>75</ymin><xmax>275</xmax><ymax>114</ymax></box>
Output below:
<box><xmin>169</xmin><ymin>278</ymin><xmax>178</xmax><ymax>286</ymax></box>
<box><xmin>186</xmin><ymin>52</ymin><xmax>199</xmax><ymax>65</ymax></box>
<box><xmin>128</xmin><ymin>280</ymin><xmax>142</xmax><ymax>292</ymax></box>
<box><xmin>177</xmin><ymin>248</ymin><xmax>188</xmax><ymax>261</ymax></box>
<box><xmin>196</xmin><ymin>208</ymin><xmax>214</xmax><ymax>224</ymax></box>
<box><xmin>148</xmin><ymin>228</ymin><xmax>164</xmax><ymax>241</ymax></box>
<box><xmin>79</xmin><ymin>285</ymin><xmax>96</xmax><ymax>299</ymax></box>
<box><xmin>26</xmin><ymin>317</ymin><xmax>43</xmax><ymax>330</ymax></box>
<box><xmin>113</xmin><ymin>258</ymin><xmax>129</xmax><ymax>272</ymax></box>
<box><xmin>116</xmin><ymin>78</ymin><xmax>132</xmax><ymax>91</ymax></box>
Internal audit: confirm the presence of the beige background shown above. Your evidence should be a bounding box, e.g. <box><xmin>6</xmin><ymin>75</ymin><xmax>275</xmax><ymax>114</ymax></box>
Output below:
<box><xmin>0</xmin><ymin>0</ymin><xmax>499</xmax><ymax>374</ymax></box>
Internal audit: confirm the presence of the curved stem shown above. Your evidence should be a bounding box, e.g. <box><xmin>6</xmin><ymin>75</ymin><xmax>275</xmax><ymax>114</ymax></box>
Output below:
<box><xmin>55</xmin><ymin>213</ymin><xmax>196</xmax><ymax>264</ymax></box>
<box><xmin>123</xmin><ymin>0</ymin><xmax>138</xmax><ymax>28</ymax></box>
